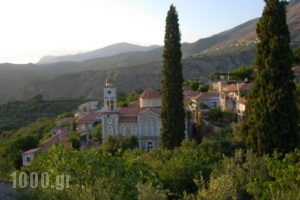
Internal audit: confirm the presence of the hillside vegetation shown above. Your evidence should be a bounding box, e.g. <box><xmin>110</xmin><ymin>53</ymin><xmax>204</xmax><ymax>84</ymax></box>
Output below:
<box><xmin>0</xmin><ymin>95</ymin><xmax>86</xmax><ymax>133</ymax></box>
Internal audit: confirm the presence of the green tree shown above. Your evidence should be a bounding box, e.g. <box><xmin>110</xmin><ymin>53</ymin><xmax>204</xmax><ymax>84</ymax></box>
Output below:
<box><xmin>199</xmin><ymin>84</ymin><xmax>210</xmax><ymax>92</ymax></box>
<box><xmin>143</xmin><ymin>142</ymin><xmax>213</xmax><ymax>198</ymax></box>
<box><xmin>240</xmin><ymin>0</ymin><xmax>298</xmax><ymax>155</ymax></box>
<box><xmin>230</xmin><ymin>65</ymin><xmax>253</xmax><ymax>81</ymax></box>
<box><xmin>92</xmin><ymin>123</ymin><xmax>102</xmax><ymax>142</ymax></box>
<box><xmin>292</xmin><ymin>46</ymin><xmax>300</xmax><ymax>66</ymax></box>
<box><xmin>20</xmin><ymin>145</ymin><xmax>160</xmax><ymax>200</ymax></box>
<box><xmin>137</xmin><ymin>182</ymin><xmax>167</xmax><ymax>200</ymax></box>
<box><xmin>160</xmin><ymin>5</ymin><xmax>185</xmax><ymax>149</ymax></box>
<box><xmin>101</xmin><ymin>134</ymin><xmax>139</xmax><ymax>154</ymax></box>
<box><xmin>65</xmin><ymin>132</ymin><xmax>81</xmax><ymax>150</ymax></box>
<box><xmin>3</xmin><ymin>134</ymin><xmax>39</xmax><ymax>169</ymax></box>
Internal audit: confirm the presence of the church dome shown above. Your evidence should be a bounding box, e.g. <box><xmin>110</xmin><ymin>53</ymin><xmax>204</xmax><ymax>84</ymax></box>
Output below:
<box><xmin>139</xmin><ymin>89</ymin><xmax>161</xmax><ymax>108</ymax></box>
<box><xmin>140</xmin><ymin>89</ymin><xmax>161</xmax><ymax>99</ymax></box>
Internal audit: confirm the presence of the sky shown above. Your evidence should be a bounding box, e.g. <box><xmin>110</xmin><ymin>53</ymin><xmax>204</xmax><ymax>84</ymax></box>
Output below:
<box><xmin>0</xmin><ymin>0</ymin><xmax>265</xmax><ymax>64</ymax></box>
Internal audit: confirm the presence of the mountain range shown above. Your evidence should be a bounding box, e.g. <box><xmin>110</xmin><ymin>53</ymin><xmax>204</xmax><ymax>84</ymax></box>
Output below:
<box><xmin>0</xmin><ymin>0</ymin><xmax>300</xmax><ymax>103</ymax></box>
<box><xmin>38</xmin><ymin>43</ymin><xmax>160</xmax><ymax>64</ymax></box>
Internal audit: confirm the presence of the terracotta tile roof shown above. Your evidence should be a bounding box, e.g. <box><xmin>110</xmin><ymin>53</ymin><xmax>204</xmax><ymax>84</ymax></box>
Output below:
<box><xmin>293</xmin><ymin>66</ymin><xmax>300</xmax><ymax>73</ymax></box>
<box><xmin>77</xmin><ymin>112</ymin><xmax>100</xmax><ymax>124</ymax></box>
<box><xmin>237</xmin><ymin>97</ymin><xmax>247</xmax><ymax>104</ymax></box>
<box><xmin>194</xmin><ymin>92</ymin><xmax>219</xmax><ymax>100</ymax></box>
<box><xmin>139</xmin><ymin>107</ymin><xmax>160</xmax><ymax>115</ymax></box>
<box><xmin>22</xmin><ymin>147</ymin><xmax>43</xmax><ymax>154</ymax></box>
<box><xmin>22</xmin><ymin>129</ymin><xmax>71</xmax><ymax>155</ymax></box>
<box><xmin>119</xmin><ymin>117</ymin><xmax>137</xmax><ymax>123</ymax></box>
<box><xmin>182</xmin><ymin>86</ymin><xmax>193</xmax><ymax>92</ymax></box>
<box><xmin>222</xmin><ymin>84</ymin><xmax>235</xmax><ymax>92</ymax></box>
<box><xmin>57</xmin><ymin>117</ymin><xmax>73</xmax><ymax>124</ymax></box>
<box><xmin>40</xmin><ymin>129</ymin><xmax>70</xmax><ymax>149</ymax></box>
<box><xmin>222</xmin><ymin>82</ymin><xmax>252</xmax><ymax>92</ymax></box>
<box><xmin>140</xmin><ymin>89</ymin><xmax>161</xmax><ymax>99</ymax></box>
<box><xmin>239</xmin><ymin>83</ymin><xmax>252</xmax><ymax>91</ymax></box>
<box><xmin>184</xmin><ymin>91</ymin><xmax>200</xmax><ymax>99</ymax></box>
<box><xmin>128</xmin><ymin>100</ymin><xmax>139</xmax><ymax>107</ymax></box>
<box><xmin>119</xmin><ymin>107</ymin><xmax>140</xmax><ymax>115</ymax></box>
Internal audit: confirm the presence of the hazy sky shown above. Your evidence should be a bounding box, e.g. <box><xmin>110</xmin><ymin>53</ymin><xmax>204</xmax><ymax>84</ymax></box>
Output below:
<box><xmin>0</xmin><ymin>0</ymin><xmax>265</xmax><ymax>64</ymax></box>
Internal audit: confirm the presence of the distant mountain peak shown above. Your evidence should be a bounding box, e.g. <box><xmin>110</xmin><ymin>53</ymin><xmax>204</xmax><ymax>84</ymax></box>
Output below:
<box><xmin>38</xmin><ymin>43</ymin><xmax>160</xmax><ymax>64</ymax></box>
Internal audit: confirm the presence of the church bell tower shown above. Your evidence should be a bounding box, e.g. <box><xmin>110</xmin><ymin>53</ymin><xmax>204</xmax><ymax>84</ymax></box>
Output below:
<box><xmin>103</xmin><ymin>80</ymin><xmax>117</xmax><ymax>112</ymax></box>
<box><xmin>101</xmin><ymin>79</ymin><xmax>118</xmax><ymax>139</ymax></box>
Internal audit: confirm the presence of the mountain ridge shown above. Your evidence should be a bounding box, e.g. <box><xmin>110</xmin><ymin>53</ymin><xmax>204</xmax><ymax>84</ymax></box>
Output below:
<box><xmin>0</xmin><ymin>0</ymin><xmax>299</xmax><ymax>103</ymax></box>
<box><xmin>38</xmin><ymin>42</ymin><xmax>161</xmax><ymax>64</ymax></box>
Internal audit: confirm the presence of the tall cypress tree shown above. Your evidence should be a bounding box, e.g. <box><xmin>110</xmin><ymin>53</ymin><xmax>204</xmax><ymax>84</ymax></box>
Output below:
<box><xmin>240</xmin><ymin>0</ymin><xmax>298</xmax><ymax>155</ymax></box>
<box><xmin>160</xmin><ymin>5</ymin><xmax>185</xmax><ymax>149</ymax></box>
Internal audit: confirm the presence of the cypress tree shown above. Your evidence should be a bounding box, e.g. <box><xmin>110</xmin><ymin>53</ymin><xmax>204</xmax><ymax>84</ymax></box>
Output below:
<box><xmin>240</xmin><ymin>0</ymin><xmax>298</xmax><ymax>155</ymax></box>
<box><xmin>160</xmin><ymin>5</ymin><xmax>185</xmax><ymax>149</ymax></box>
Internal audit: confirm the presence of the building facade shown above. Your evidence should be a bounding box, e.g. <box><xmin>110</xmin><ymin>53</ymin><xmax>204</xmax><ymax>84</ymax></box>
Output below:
<box><xmin>101</xmin><ymin>81</ymin><xmax>161</xmax><ymax>151</ymax></box>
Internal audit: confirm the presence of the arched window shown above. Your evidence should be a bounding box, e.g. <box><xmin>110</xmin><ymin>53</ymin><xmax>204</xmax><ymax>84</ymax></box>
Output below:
<box><xmin>110</xmin><ymin>99</ymin><xmax>114</xmax><ymax>111</ymax></box>
<box><xmin>146</xmin><ymin>118</ymin><xmax>155</xmax><ymax>136</ymax></box>
<box><xmin>131</xmin><ymin>126</ymin><xmax>137</xmax><ymax>135</ymax></box>
<box><xmin>120</xmin><ymin>126</ymin><xmax>126</xmax><ymax>136</ymax></box>
<box><xmin>145</xmin><ymin>141</ymin><xmax>154</xmax><ymax>151</ymax></box>
<box><xmin>107</xmin><ymin>126</ymin><xmax>113</xmax><ymax>135</ymax></box>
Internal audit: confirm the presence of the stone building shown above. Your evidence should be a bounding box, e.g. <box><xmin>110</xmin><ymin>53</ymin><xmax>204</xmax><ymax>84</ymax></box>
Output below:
<box><xmin>101</xmin><ymin>81</ymin><xmax>161</xmax><ymax>151</ymax></box>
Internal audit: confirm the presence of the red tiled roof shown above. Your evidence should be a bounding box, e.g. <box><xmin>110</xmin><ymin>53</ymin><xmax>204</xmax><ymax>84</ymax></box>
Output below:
<box><xmin>139</xmin><ymin>107</ymin><xmax>160</xmax><ymax>115</ymax></box>
<box><xmin>22</xmin><ymin>147</ymin><xmax>43</xmax><ymax>154</ymax></box>
<box><xmin>77</xmin><ymin>112</ymin><xmax>100</xmax><ymax>124</ymax></box>
<box><xmin>293</xmin><ymin>66</ymin><xmax>300</xmax><ymax>73</ymax></box>
<box><xmin>239</xmin><ymin>83</ymin><xmax>252</xmax><ymax>91</ymax></box>
<box><xmin>40</xmin><ymin>129</ymin><xmax>70</xmax><ymax>149</ymax></box>
<box><xmin>128</xmin><ymin>100</ymin><xmax>139</xmax><ymax>107</ymax></box>
<box><xmin>184</xmin><ymin>91</ymin><xmax>200</xmax><ymax>99</ymax></box>
<box><xmin>140</xmin><ymin>89</ymin><xmax>161</xmax><ymax>99</ymax></box>
<box><xmin>182</xmin><ymin>86</ymin><xmax>193</xmax><ymax>92</ymax></box>
<box><xmin>22</xmin><ymin>129</ymin><xmax>71</xmax><ymax>155</ymax></box>
<box><xmin>237</xmin><ymin>97</ymin><xmax>247</xmax><ymax>104</ymax></box>
<box><xmin>119</xmin><ymin>107</ymin><xmax>140</xmax><ymax>115</ymax></box>
<box><xmin>119</xmin><ymin>117</ymin><xmax>137</xmax><ymax>123</ymax></box>
<box><xmin>222</xmin><ymin>82</ymin><xmax>252</xmax><ymax>92</ymax></box>
<box><xmin>194</xmin><ymin>92</ymin><xmax>219</xmax><ymax>100</ymax></box>
<box><xmin>57</xmin><ymin>117</ymin><xmax>73</xmax><ymax>124</ymax></box>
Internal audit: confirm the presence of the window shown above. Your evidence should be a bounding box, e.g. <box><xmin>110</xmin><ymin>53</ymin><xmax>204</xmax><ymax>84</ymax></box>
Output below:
<box><xmin>120</xmin><ymin>126</ymin><xmax>126</xmax><ymax>136</ymax></box>
<box><xmin>131</xmin><ymin>126</ymin><xmax>137</xmax><ymax>135</ymax></box>
<box><xmin>26</xmin><ymin>157</ymin><xmax>31</xmax><ymax>162</ymax></box>
<box><xmin>146</xmin><ymin>141</ymin><xmax>154</xmax><ymax>151</ymax></box>
<box><xmin>107</xmin><ymin>126</ymin><xmax>113</xmax><ymax>135</ymax></box>
<box><xmin>147</xmin><ymin>119</ymin><xmax>155</xmax><ymax>136</ymax></box>
<box><xmin>110</xmin><ymin>100</ymin><xmax>114</xmax><ymax>111</ymax></box>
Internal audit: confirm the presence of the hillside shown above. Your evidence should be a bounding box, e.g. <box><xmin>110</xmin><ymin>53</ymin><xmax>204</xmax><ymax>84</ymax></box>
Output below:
<box><xmin>0</xmin><ymin>0</ymin><xmax>299</xmax><ymax>103</ymax></box>
<box><xmin>0</xmin><ymin>96</ymin><xmax>85</xmax><ymax>132</ymax></box>
<box><xmin>13</xmin><ymin>50</ymin><xmax>255</xmax><ymax>101</ymax></box>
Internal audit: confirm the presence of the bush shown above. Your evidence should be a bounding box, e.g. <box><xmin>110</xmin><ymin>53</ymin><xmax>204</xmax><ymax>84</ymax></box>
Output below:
<box><xmin>101</xmin><ymin>134</ymin><xmax>139</xmax><ymax>154</ymax></box>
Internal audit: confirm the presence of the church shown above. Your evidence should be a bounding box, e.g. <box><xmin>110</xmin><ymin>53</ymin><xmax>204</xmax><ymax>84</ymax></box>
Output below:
<box><xmin>100</xmin><ymin>80</ymin><xmax>162</xmax><ymax>151</ymax></box>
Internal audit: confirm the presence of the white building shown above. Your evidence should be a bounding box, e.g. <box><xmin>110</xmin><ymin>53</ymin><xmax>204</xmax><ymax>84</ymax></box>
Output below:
<box><xmin>78</xmin><ymin>101</ymin><xmax>99</xmax><ymax>113</ymax></box>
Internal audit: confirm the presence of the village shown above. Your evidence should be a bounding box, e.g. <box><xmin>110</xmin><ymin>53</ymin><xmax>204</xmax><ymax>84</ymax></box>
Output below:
<box><xmin>21</xmin><ymin>65</ymin><xmax>300</xmax><ymax>167</ymax></box>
